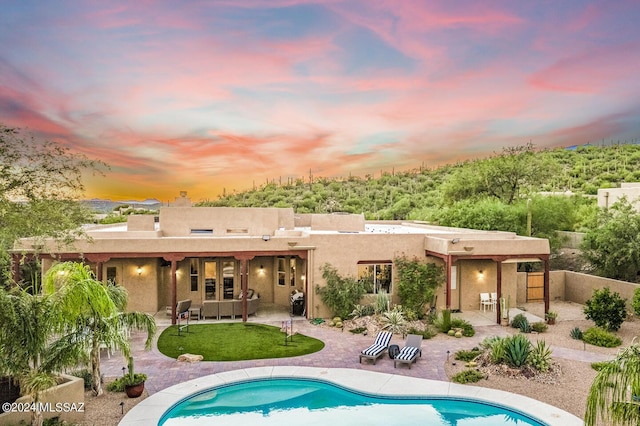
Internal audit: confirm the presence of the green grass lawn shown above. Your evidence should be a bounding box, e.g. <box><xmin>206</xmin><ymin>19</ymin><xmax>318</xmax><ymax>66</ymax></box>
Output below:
<box><xmin>157</xmin><ymin>323</ymin><xmax>325</xmax><ymax>361</ymax></box>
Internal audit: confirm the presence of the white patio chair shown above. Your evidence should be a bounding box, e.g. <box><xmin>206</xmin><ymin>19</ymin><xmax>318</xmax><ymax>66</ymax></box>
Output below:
<box><xmin>480</xmin><ymin>293</ymin><xmax>494</xmax><ymax>313</ymax></box>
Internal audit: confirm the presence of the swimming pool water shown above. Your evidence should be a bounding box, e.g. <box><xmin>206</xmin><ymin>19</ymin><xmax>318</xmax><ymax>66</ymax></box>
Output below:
<box><xmin>159</xmin><ymin>378</ymin><xmax>547</xmax><ymax>425</ymax></box>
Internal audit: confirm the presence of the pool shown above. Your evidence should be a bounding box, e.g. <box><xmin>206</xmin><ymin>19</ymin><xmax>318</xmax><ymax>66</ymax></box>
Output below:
<box><xmin>118</xmin><ymin>367</ymin><xmax>583</xmax><ymax>426</ymax></box>
<box><xmin>159</xmin><ymin>378</ymin><xmax>546</xmax><ymax>425</ymax></box>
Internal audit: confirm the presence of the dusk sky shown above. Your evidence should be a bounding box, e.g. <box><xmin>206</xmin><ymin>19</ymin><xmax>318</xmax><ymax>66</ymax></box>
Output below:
<box><xmin>2</xmin><ymin>1</ymin><xmax>639</xmax><ymax>202</ymax></box>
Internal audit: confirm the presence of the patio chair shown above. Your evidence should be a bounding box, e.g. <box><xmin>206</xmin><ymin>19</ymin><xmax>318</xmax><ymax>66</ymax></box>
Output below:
<box><xmin>480</xmin><ymin>293</ymin><xmax>495</xmax><ymax>312</ymax></box>
<box><xmin>359</xmin><ymin>330</ymin><xmax>393</xmax><ymax>365</ymax></box>
<box><xmin>490</xmin><ymin>292</ymin><xmax>498</xmax><ymax>309</ymax></box>
<box><xmin>394</xmin><ymin>334</ymin><xmax>423</xmax><ymax>369</ymax></box>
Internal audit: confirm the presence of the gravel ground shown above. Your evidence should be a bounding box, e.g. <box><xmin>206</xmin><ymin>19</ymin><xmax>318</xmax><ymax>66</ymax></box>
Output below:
<box><xmin>78</xmin><ymin>315</ymin><xmax>639</xmax><ymax>426</ymax></box>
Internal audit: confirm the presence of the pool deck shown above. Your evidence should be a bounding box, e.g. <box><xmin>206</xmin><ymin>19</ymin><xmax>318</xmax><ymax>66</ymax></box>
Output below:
<box><xmin>104</xmin><ymin>302</ymin><xmax>605</xmax><ymax>425</ymax></box>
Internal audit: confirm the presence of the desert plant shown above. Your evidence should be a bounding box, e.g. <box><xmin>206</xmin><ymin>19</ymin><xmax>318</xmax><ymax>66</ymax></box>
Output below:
<box><xmin>582</xmin><ymin>327</ymin><xmax>622</xmax><ymax>348</ymax></box>
<box><xmin>455</xmin><ymin>348</ymin><xmax>482</xmax><ymax>362</ymax></box>
<box><xmin>435</xmin><ymin>309</ymin><xmax>452</xmax><ymax>333</ymax></box>
<box><xmin>406</xmin><ymin>326</ymin><xmax>438</xmax><ymax>340</ymax></box>
<box><xmin>584</xmin><ymin>287</ymin><xmax>627</xmax><ymax>331</ymax></box>
<box><xmin>545</xmin><ymin>311</ymin><xmax>558</xmax><ymax>324</ymax></box>
<box><xmin>590</xmin><ymin>361</ymin><xmax>616</xmax><ymax>372</ymax></box>
<box><xmin>531</xmin><ymin>321</ymin><xmax>548</xmax><ymax>333</ymax></box>
<box><xmin>450</xmin><ymin>317</ymin><xmax>475</xmax><ymax>337</ymax></box>
<box><xmin>374</xmin><ymin>290</ymin><xmax>390</xmax><ymax>314</ymax></box>
<box><xmin>632</xmin><ymin>287</ymin><xmax>640</xmax><ymax>317</ymax></box>
<box><xmin>503</xmin><ymin>334</ymin><xmax>532</xmax><ymax>368</ymax></box>
<box><xmin>528</xmin><ymin>340</ymin><xmax>552</xmax><ymax>372</ymax></box>
<box><xmin>482</xmin><ymin>336</ymin><xmax>506</xmax><ymax>364</ymax></box>
<box><xmin>380</xmin><ymin>306</ymin><xmax>406</xmax><ymax>334</ymax></box>
<box><xmin>350</xmin><ymin>304</ymin><xmax>374</xmax><ymax>319</ymax></box>
<box><xmin>69</xmin><ymin>368</ymin><xmax>94</xmax><ymax>390</ymax></box>
<box><xmin>348</xmin><ymin>327</ymin><xmax>367</xmax><ymax>334</ymax></box>
<box><xmin>570</xmin><ymin>327</ymin><xmax>583</xmax><ymax>340</ymax></box>
<box><xmin>395</xmin><ymin>256</ymin><xmax>444</xmax><ymax>318</ymax></box>
<box><xmin>511</xmin><ymin>313</ymin><xmax>530</xmax><ymax>332</ymax></box>
<box><xmin>452</xmin><ymin>369</ymin><xmax>484</xmax><ymax>384</ymax></box>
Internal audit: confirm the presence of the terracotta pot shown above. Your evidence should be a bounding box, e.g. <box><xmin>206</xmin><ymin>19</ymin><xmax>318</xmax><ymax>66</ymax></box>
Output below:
<box><xmin>500</xmin><ymin>318</ymin><xmax>509</xmax><ymax>327</ymax></box>
<box><xmin>125</xmin><ymin>382</ymin><xmax>145</xmax><ymax>398</ymax></box>
<box><xmin>547</xmin><ymin>318</ymin><xmax>556</xmax><ymax>325</ymax></box>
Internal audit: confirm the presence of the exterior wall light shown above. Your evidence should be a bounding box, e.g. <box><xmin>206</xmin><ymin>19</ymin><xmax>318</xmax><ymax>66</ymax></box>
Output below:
<box><xmin>262</xmin><ymin>235</ymin><xmax>270</xmax><ymax>241</ymax></box>
<box><xmin>136</xmin><ymin>266</ymin><xmax>143</xmax><ymax>276</ymax></box>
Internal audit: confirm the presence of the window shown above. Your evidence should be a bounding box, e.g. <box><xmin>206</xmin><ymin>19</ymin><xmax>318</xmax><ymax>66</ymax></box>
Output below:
<box><xmin>277</xmin><ymin>257</ymin><xmax>286</xmax><ymax>286</ymax></box>
<box><xmin>358</xmin><ymin>263</ymin><xmax>392</xmax><ymax>294</ymax></box>
<box><xmin>191</xmin><ymin>229</ymin><xmax>213</xmax><ymax>234</ymax></box>
<box><xmin>204</xmin><ymin>261</ymin><xmax>216</xmax><ymax>300</ymax></box>
<box><xmin>290</xmin><ymin>258</ymin><xmax>296</xmax><ymax>287</ymax></box>
<box><xmin>190</xmin><ymin>259</ymin><xmax>198</xmax><ymax>292</ymax></box>
<box><xmin>106</xmin><ymin>267</ymin><xmax>117</xmax><ymax>285</ymax></box>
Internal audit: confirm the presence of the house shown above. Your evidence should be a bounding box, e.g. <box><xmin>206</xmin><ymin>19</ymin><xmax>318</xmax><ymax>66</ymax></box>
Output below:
<box><xmin>13</xmin><ymin>193</ymin><xmax>550</xmax><ymax>324</ymax></box>
<box><xmin>597</xmin><ymin>182</ymin><xmax>640</xmax><ymax>210</ymax></box>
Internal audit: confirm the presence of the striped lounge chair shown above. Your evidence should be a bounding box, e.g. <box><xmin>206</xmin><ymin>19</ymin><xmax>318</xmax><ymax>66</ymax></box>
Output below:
<box><xmin>359</xmin><ymin>331</ymin><xmax>393</xmax><ymax>364</ymax></box>
<box><xmin>393</xmin><ymin>334</ymin><xmax>423</xmax><ymax>369</ymax></box>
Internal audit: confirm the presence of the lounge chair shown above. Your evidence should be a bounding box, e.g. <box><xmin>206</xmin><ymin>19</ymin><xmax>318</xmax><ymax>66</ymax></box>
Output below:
<box><xmin>394</xmin><ymin>334</ymin><xmax>423</xmax><ymax>369</ymax></box>
<box><xmin>359</xmin><ymin>331</ymin><xmax>393</xmax><ymax>364</ymax></box>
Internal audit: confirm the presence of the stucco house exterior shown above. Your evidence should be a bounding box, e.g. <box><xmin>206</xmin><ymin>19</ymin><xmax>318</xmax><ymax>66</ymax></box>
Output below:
<box><xmin>597</xmin><ymin>182</ymin><xmax>640</xmax><ymax>210</ymax></box>
<box><xmin>13</xmin><ymin>194</ymin><xmax>550</xmax><ymax>324</ymax></box>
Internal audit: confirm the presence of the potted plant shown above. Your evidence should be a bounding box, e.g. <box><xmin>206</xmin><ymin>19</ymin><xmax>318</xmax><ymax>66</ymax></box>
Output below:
<box><xmin>123</xmin><ymin>356</ymin><xmax>147</xmax><ymax>398</ymax></box>
<box><xmin>545</xmin><ymin>311</ymin><xmax>558</xmax><ymax>325</ymax></box>
<box><xmin>499</xmin><ymin>296</ymin><xmax>510</xmax><ymax>326</ymax></box>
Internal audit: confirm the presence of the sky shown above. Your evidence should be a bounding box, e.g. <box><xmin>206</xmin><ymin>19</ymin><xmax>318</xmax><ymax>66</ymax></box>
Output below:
<box><xmin>1</xmin><ymin>1</ymin><xmax>640</xmax><ymax>202</ymax></box>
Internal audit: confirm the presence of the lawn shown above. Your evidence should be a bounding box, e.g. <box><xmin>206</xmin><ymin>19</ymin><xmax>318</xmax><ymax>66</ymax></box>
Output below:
<box><xmin>157</xmin><ymin>322</ymin><xmax>325</xmax><ymax>361</ymax></box>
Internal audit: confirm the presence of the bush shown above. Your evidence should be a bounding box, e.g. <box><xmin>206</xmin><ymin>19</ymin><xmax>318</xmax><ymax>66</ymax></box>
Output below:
<box><xmin>511</xmin><ymin>313</ymin><xmax>530</xmax><ymax>332</ymax></box>
<box><xmin>317</xmin><ymin>264</ymin><xmax>368</xmax><ymax>319</ymax></box>
<box><xmin>530</xmin><ymin>322</ymin><xmax>548</xmax><ymax>333</ymax></box>
<box><xmin>528</xmin><ymin>340</ymin><xmax>552</xmax><ymax>372</ymax></box>
<box><xmin>632</xmin><ymin>287</ymin><xmax>640</xmax><ymax>317</ymax></box>
<box><xmin>583</xmin><ymin>287</ymin><xmax>627</xmax><ymax>331</ymax></box>
<box><xmin>452</xmin><ymin>369</ymin><xmax>484</xmax><ymax>384</ymax></box>
<box><xmin>435</xmin><ymin>309</ymin><xmax>452</xmax><ymax>333</ymax></box>
<box><xmin>570</xmin><ymin>327</ymin><xmax>583</xmax><ymax>340</ymax></box>
<box><xmin>481</xmin><ymin>336</ymin><xmax>506</xmax><ymax>364</ymax></box>
<box><xmin>450</xmin><ymin>317</ymin><xmax>475</xmax><ymax>337</ymax></box>
<box><xmin>350</xmin><ymin>304</ymin><xmax>374</xmax><ymax>319</ymax></box>
<box><xmin>374</xmin><ymin>290</ymin><xmax>389</xmax><ymax>314</ymax></box>
<box><xmin>406</xmin><ymin>326</ymin><xmax>438</xmax><ymax>340</ymax></box>
<box><xmin>455</xmin><ymin>348</ymin><xmax>482</xmax><ymax>362</ymax></box>
<box><xmin>69</xmin><ymin>368</ymin><xmax>93</xmax><ymax>390</ymax></box>
<box><xmin>503</xmin><ymin>334</ymin><xmax>531</xmax><ymax>368</ymax></box>
<box><xmin>395</xmin><ymin>256</ymin><xmax>444</xmax><ymax>319</ymax></box>
<box><xmin>591</xmin><ymin>360</ymin><xmax>616</xmax><ymax>371</ymax></box>
<box><xmin>349</xmin><ymin>327</ymin><xmax>367</xmax><ymax>334</ymax></box>
<box><xmin>582</xmin><ymin>327</ymin><xmax>622</xmax><ymax>348</ymax></box>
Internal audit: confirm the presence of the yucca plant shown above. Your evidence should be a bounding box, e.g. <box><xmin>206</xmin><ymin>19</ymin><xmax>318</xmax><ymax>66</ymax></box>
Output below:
<box><xmin>503</xmin><ymin>334</ymin><xmax>531</xmax><ymax>368</ymax></box>
<box><xmin>380</xmin><ymin>306</ymin><xmax>406</xmax><ymax>334</ymax></box>
<box><xmin>482</xmin><ymin>336</ymin><xmax>506</xmax><ymax>364</ymax></box>
<box><xmin>570</xmin><ymin>327</ymin><xmax>583</xmax><ymax>340</ymax></box>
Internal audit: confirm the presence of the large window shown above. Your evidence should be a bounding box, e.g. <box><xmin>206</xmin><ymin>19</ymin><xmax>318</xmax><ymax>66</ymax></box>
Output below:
<box><xmin>277</xmin><ymin>257</ymin><xmax>286</xmax><ymax>286</ymax></box>
<box><xmin>190</xmin><ymin>259</ymin><xmax>199</xmax><ymax>292</ymax></box>
<box><xmin>358</xmin><ymin>263</ymin><xmax>392</xmax><ymax>294</ymax></box>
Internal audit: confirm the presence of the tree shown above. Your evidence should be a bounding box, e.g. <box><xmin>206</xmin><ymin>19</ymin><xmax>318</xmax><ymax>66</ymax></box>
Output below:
<box><xmin>441</xmin><ymin>143</ymin><xmax>558</xmax><ymax>205</ymax></box>
<box><xmin>583</xmin><ymin>287</ymin><xmax>627</xmax><ymax>332</ymax></box>
<box><xmin>585</xmin><ymin>341</ymin><xmax>640</xmax><ymax>426</ymax></box>
<box><xmin>394</xmin><ymin>256</ymin><xmax>443</xmax><ymax>318</ymax></box>
<box><xmin>581</xmin><ymin>198</ymin><xmax>640</xmax><ymax>282</ymax></box>
<box><xmin>0</xmin><ymin>124</ymin><xmax>106</xmax><ymax>285</ymax></box>
<box><xmin>43</xmin><ymin>262</ymin><xmax>157</xmax><ymax>396</ymax></box>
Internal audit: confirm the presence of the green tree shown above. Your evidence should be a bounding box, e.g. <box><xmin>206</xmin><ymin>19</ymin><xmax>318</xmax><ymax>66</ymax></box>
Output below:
<box><xmin>585</xmin><ymin>342</ymin><xmax>640</xmax><ymax>426</ymax></box>
<box><xmin>0</xmin><ymin>124</ymin><xmax>106</xmax><ymax>285</ymax></box>
<box><xmin>395</xmin><ymin>256</ymin><xmax>444</xmax><ymax>318</ymax></box>
<box><xmin>581</xmin><ymin>198</ymin><xmax>640</xmax><ymax>282</ymax></box>
<box><xmin>583</xmin><ymin>287</ymin><xmax>627</xmax><ymax>332</ymax></box>
<box><xmin>43</xmin><ymin>262</ymin><xmax>157</xmax><ymax>396</ymax></box>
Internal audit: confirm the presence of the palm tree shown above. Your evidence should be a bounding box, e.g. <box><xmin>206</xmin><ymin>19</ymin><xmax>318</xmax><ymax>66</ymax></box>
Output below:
<box><xmin>585</xmin><ymin>341</ymin><xmax>640</xmax><ymax>426</ymax></box>
<box><xmin>42</xmin><ymin>261</ymin><xmax>157</xmax><ymax>396</ymax></box>
<box><xmin>0</xmin><ymin>285</ymin><xmax>81</xmax><ymax>426</ymax></box>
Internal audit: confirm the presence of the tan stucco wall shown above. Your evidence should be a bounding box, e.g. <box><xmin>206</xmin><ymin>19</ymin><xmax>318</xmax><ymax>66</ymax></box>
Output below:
<box><xmin>564</xmin><ymin>271</ymin><xmax>640</xmax><ymax>308</ymax></box>
<box><xmin>598</xmin><ymin>184</ymin><xmax>640</xmax><ymax>210</ymax></box>
<box><xmin>0</xmin><ymin>375</ymin><xmax>84</xmax><ymax>425</ymax></box>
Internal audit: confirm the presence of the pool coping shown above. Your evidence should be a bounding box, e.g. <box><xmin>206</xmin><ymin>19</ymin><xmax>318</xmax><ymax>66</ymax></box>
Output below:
<box><xmin>118</xmin><ymin>366</ymin><xmax>584</xmax><ymax>425</ymax></box>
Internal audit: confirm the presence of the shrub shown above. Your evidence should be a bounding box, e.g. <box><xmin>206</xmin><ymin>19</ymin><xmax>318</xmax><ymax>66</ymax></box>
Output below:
<box><xmin>435</xmin><ymin>309</ymin><xmax>452</xmax><ymax>333</ymax></box>
<box><xmin>69</xmin><ymin>368</ymin><xmax>93</xmax><ymax>390</ymax></box>
<box><xmin>450</xmin><ymin>317</ymin><xmax>475</xmax><ymax>337</ymax></box>
<box><xmin>511</xmin><ymin>313</ymin><xmax>530</xmax><ymax>332</ymax></box>
<box><xmin>570</xmin><ymin>327</ymin><xmax>583</xmax><ymax>340</ymax></box>
<box><xmin>452</xmin><ymin>369</ymin><xmax>484</xmax><ymax>384</ymax></box>
<box><xmin>582</xmin><ymin>327</ymin><xmax>622</xmax><ymax>348</ymax></box>
<box><xmin>528</xmin><ymin>340</ymin><xmax>552</xmax><ymax>372</ymax></box>
<box><xmin>503</xmin><ymin>334</ymin><xmax>531</xmax><ymax>368</ymax></box>
<box><xmin>317</xmin><ymin>264</ymin><xmax>368</xmax><ymax>319</ymax></box>
<box><xmin>530</xmin><ymin>322</ymin><xmax>548</xmax><ymax>333</ymax></box>
<box><xmin>633</xmin><ymin>287</ymin><xmax>640</xmax><ymax>317</ymax></box>
<box><xmin>375</xmin><ymin>290</ymin><xmax>390</xmax><ymax>314</ymax></box>
<box><xmin>455</xmin><ymin>349</ymin><xmax>482</xmax><ymax>362</ymax></box>
<box><xmin>583</xmin><ymin>287</ymin><xmax>627</xmax><ymax>331</ymax></box>
<box><xmin>406</xmin><ymin>326</ymin><xmax>438</xmax><ymax>340</ymax></box>
<box><xmin>481</xmin><ymin>336</ymin><xmax>506</xmax><ymax>364</ymax></box>
<box><xmin>395</xmin><ymin>256</ymin><xmax>444</xmax><ymax>319</ymax></box>
<box><xmin>350</xmin><ymin>304</ymin><xmax>374</xmax><ymax>319</ymax></box>
<box><xmin>591</xmin><ymin>360</ymin><xmax>616</xmax><ymax>372</ymax></box>
<box><xmin>349</xmin><ymin>327</ymin><xmax>367</xmax><ymax>334</ymax></box>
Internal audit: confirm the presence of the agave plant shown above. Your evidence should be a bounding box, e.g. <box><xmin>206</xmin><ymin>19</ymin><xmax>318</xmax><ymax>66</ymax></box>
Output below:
<box><xmin>528</xmin><ymin>340</ymin><xmax>552</xmax><ymax>372</ymax></box>
<box><xmin>503</xmin><ymin>334</ymin><xmax>531</xmax><ymax>368</ymax></box>
<box><xmin>380</xmin><ymin>306</ymin><xmax>407</xmax><ymax>334</ymax></box>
